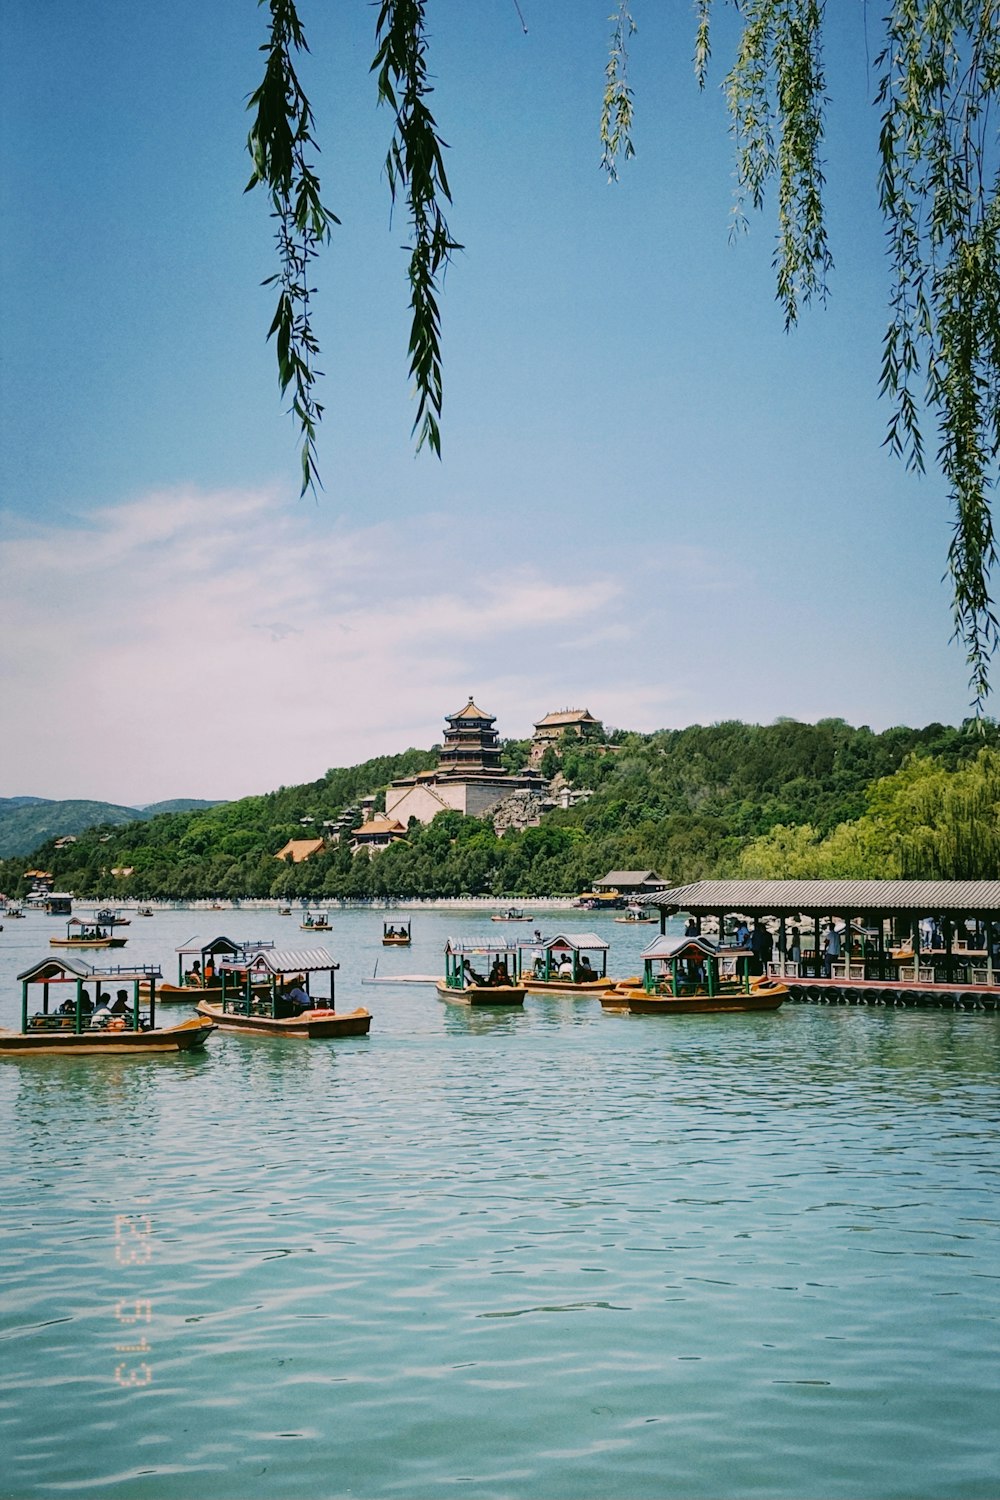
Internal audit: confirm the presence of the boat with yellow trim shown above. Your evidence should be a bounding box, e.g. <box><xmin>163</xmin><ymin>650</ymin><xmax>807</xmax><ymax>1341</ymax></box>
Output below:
<box><xmin>50</xmin><ymin>918</ymin><xmax>127</xmax><ymax>950</ymax></box>
<box><xmin>3</xmin><ymin>956</ymin><xmax>215</xmax><ymax>1055</ymax></box>
<box><xmin>519</xmin><ymin>932</ymin><xmax>614</xmax><ymax>995</ymax></box>
<box><xmin>436</xmin><ymin>938</ymin><xmax>526</xmax><ymax>1006</ymax></box>
<box><xmin>147</xmin><ymin>934</ymin><xmax>275</xmax><ymax>1004</ymax></box>
<box><xmin>617</xmin><ymin>935</ymin><xmax>786</xmax><ymax>1015</ymax></box>
<box><xmin>382</xmin><ymin>919</ymin><xmax>412</xmax><ymax>946</ymax></box>
<box><xmin>196</xmin><ymin>945</ymin><xmax>371</xmax><ymax>1038</ymax></box>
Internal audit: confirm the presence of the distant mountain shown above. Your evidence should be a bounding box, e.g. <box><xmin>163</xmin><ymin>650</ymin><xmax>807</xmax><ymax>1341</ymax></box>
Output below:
<box><xmin>0</xmin><ymin>798</ymin><xmax>222</xmax><ymax>858</ymax></box>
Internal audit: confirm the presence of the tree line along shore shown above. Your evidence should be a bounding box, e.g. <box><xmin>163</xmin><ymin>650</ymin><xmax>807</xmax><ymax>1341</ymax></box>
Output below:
<box><xmin>2</xmin><ymin>720</ymin><xmax>999</xmax><ymax>904</ymax></box>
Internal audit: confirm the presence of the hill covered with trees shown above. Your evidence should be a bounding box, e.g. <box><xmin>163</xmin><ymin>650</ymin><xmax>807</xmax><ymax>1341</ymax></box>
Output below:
<box><xmin>0</xmin><ymin>720</ymin><xmax>994</xmax><ymax>902</ymax></box>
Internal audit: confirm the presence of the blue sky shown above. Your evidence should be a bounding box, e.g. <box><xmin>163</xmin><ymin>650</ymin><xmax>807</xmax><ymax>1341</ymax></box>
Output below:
<box><xmin>0</xmin><ymin>2</ymin><xmax>976</xmax><ymax>804</ymax></box>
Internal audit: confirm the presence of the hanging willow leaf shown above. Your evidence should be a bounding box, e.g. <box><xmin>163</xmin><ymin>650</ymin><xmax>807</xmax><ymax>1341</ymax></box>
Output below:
<box><xmin>247</xmin><ymin>0</ymin><xmax>338</xmax><ymax>495</ymax></box>
<box><xmin>372</xmin><ymin>0</ymin><xmax>462</xmax><ymax>457</ymax></box>
<box><xmin>601</xmin><ymin>4</ymin><xmax>637</xmax><ymax>181</ymax></box>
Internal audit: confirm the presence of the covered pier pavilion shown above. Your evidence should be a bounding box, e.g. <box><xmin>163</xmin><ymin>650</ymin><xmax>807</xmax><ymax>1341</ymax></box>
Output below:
<box><xmin>636</xmin><ymin>880</ymin><xmax>1000</xmax><ymax>1009</ymax></box>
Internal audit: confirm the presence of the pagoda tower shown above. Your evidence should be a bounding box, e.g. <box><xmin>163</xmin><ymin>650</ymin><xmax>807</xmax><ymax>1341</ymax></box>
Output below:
<box><xmin>436</xmin><ymin>698</ymin><xmax>504</xmax><ymax>779</ymax></box>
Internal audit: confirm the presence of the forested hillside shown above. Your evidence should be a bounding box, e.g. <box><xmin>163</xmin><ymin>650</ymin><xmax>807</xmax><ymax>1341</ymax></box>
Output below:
<box><xmin>0</xmin><ymin>797</ymin><xmax>222</xmax><ymax>859</ymax></box>
<box><xmin>0</xmin><ymin>720</ymin><xmax>993</xmax><ymax>901</ymax></box>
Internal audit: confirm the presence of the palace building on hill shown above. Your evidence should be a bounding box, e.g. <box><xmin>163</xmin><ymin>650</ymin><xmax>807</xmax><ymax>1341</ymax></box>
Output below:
<box><xmin>385</xmin><ymin>698</ymin><xmax>546</xmax><ymax>826</ymax></box>
<box><xmin>530</xmin><ymin>707</ymin><xmax>604</xmax><ymax>763</ymax></box>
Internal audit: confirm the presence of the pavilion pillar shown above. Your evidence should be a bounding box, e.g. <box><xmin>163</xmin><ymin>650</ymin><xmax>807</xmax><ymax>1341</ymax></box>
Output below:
<box><xmin>913</xmin><ymin>916</ymin><xmax>921</xmax><ymax>979</ymax></box>
<box><xmin>779</xmin><ymin>916</ymin><xmax>786</xmax><ymax>975</ymax></box>
<box><xmin>944</xmin><ymin>918</ymin><xmax>954</xmax><ymax>986</ymax></box>
<box><xmin>987</xmin><ymin>920</ymin><xmax>996</xmax><ymax>986</ymax></box>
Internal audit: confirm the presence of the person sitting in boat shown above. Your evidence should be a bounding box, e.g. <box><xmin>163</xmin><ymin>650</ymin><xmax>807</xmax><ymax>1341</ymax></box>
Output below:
<box><xmin>578</xmin><ymin>955</ymin><xmax>597</xmax><ymax>982</ymax></box>
<box><xmin>557</xmin><ymin>954</ymin><xmax>574</xmax><ymax>979</ymax></box>
<box><xmin>462</xmin><ymin>957</ymin><xmax>485</xmax><ymax>987</ymax></box>
<box><xmin>90</xmin><ymin>990</ymin><xmax>122</xmax><ymax>1027</ymax></box>
<box><xmin>488</xmin><ymin>959</ymin><xmax>511</xmax><ymax>986</ymax></box>
<box><xmin>386</xmin><ymin>925</ymin><xmax>396</xmax><ymax>937</ymax></box>
<box><xmin>203</xmin><ymin>957</ymin><xmax>216</xmax><ymax>984</ymax></box>
<box><xmin>284</xmin><ymin>979</ymin><xmax>313</xmax><ymax>1012</ymax></box>
<box><xmin>185</xmin><ymin>960</ymin><xmax>202</xmax><ymax>987</ymax></box>
<box><xmin>532</xmin><ymin>953</ymin><xmax>546</xmax><ymax>978</ymax></box>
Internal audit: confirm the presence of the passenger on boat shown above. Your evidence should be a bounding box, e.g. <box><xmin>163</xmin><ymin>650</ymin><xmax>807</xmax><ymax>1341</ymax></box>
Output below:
<box><xmin>684</xmin><ymin>918</ymin><xmax>698</xmax><ymax>937</ymax></box>
<box><xmin>386</xmin><ymin>925</ymin><xmax>396</xmax><ymax>937</ymax></box>
<box><xmin>578</xmin><ymin>956</ymin><xmax>597</xmax><ymax>982</ymax></box>
<box><xmin>736</xmin><ymin>920</ymin><xmax>750</xmax><ymax>947</ymax></box>
<box><xmin>185</xmin><ymin>961</ymin><xmax>202</xmax><ymax>986</ymax></box>
<box><xmin>557</xmin><ymin>956</ymin><xmax>574</xmax><ymax>979</ymax></box>
<box><xmin>822</xmin><ymin>922</ymin><xmax>840</xmax><ymax>978</ymax></box>
<box><xmin>203</xmin><ymin>957</ymin><xmax>216</xmax><ymax>983</ymax></box>
<box><xmin>790</xmin><ymin>926</ymin><xmax>801</xmax><ymax>963</ymax></box>
<box><xmin>285</xmin><ymin>979</ymin><xmax>312</xmax><ymax>1011</ymax></box>
<box><xmin>488</xmin><ymin>959</ymin><xmax>511</xmax><ymax>986</ymax></box>
<box><xmin>462</xmin><ymin>958</ymin><xmax>485</xmax><ymax>987</ymax></box>
<box><xmin>533</xmin><ymin>929</ymin><xmax>543</xmax><ymax>942</ymax></box>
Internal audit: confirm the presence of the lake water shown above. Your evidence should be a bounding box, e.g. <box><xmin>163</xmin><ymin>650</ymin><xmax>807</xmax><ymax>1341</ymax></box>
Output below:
<box><xmin>0</xmin><ymin>904</ymin><xmax>997</xmax><ymax>1499</ymax></box>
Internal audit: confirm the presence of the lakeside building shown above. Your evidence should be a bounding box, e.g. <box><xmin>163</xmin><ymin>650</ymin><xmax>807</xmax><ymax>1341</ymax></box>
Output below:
<box><xmin>595</xmin><ymin>870</ymin><xmax>669</xmax><ymax>895</ymax></box>
<box><xmin>386</xmin><ymin>699</ymin><xmax>546</xmax><ymax>827</ymax></box>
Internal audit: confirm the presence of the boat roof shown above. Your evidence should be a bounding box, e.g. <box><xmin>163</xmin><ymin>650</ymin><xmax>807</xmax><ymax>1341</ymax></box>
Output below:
<box><xmin>175</xmin><ymin>935</ymin><xmax>275</xmax><ymax>957</ymax></box>
<box><xmin>223</xmin><ymin>946</ymin><xmax>340</xmax><ymax>974</ymax></box>
<box><xmin>641</xmin><ymin>934</ymin><xmax>720</xmax><ymax>962</ymax></box>
<box><xmin>17</xmin><ymin>957</ymin><xmax>162</xmax><ymax>983</ymax></box>
<box><xmin>519</xmin><ymin>932</ymin><xmax>609</xmax><ymax>952</ymax></box>
<box><xmin>445</xmin><ymin>937</ymin><xmax>520</xmax><ymax>955</ymax></box>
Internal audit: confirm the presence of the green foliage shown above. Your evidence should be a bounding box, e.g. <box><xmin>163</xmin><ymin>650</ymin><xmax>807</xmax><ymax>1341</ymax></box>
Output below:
<box><xmin>246</xmin><ymin>0</ymin><xmax>337</xmax><ymax>494</ymax></box>
<box><xmin>600</xmin><ymin>4</ymin><xmax>636</xmax><ymax>182</ymax></box>
<box><xmin>4</xmin><ymin>721</ymin><xmax>996</xmax><ymax>900</ymax></box>
<box><xmin>372</xmin><ymin>0</ymin><xmax>462</xmax><ymax>456</ymax></box>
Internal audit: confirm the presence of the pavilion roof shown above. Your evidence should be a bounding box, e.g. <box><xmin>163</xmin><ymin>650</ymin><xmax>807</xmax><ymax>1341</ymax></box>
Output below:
<box><xmin>225</xmin><ymin>947</ymin><xmax>340</xmax><ymax>974</ymax></box>
<box><xmin>636</xmin><ymin>879</ymin><xmax>1000</xmax><ymax>917</ymax></box>
<box><xmin>446</xmin><ymin>698</ymin><xmax>494</xmax><ymax>722</ymax></box>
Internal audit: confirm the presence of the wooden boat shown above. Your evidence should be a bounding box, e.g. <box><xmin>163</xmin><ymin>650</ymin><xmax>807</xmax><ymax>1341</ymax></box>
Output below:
<box><xmin>197</xmin><ymin>945</ymin><xmax>371</xmax><ymax>1038</ymax></box>
<box><xmin>382</xmin><ymin>919</ymin><xmax>411</xmax><ymax>946</ymax></box>
<box><xmin>149</xmin><ymin>934</ymin><xmax>274</xmax><ymax>1004</ymax></box>
<box><xmin>300</xmin><ymin>913</ymin><xmax>331</xmax><ymax>931</ymax></box>
<box><xmin>136</xmin><ymin>906</ymin><xmax>155</xmax><ymax>918</ymax></box>
<box><xmin>621</xmin><ymin>935</ymin><xmax>787</xmax><ymax>1015</ymax></box>
<box><xmin>278</xmin><ymin>906</ymin><xmax>292</xmax><ymax>916</ymax></box>
<box><xmin>520</xmin><ymin>932</ymin><xmax>614</xmax><ymax>994</ymax></box>
<box><xmin>615</xmin><ymin>905</ymin><xmax>655</xmax><ymax>924</ymax></box>
<box><xmin>50</xmin><ymin>919</ymin><xmax>127</xmax><ymax>949</ymax></box>
<box><xmin>5</xmin><ymin>957</ymin><xmax>215</xmax><ymax>1055</ymax></box>
<box><xmin>96</xmin><ymin>907</ymin><xmax>130</xmax><ymax>926</ymax></box>
<box><xmin>490</xmin><ymin>909</ymin><xmax>534</xmax><ymax>922</ymax></box>
<box><xmin>437</xmin><ymin>938</ymin><xmax>526</xmax><ymax>1006</ymax></box>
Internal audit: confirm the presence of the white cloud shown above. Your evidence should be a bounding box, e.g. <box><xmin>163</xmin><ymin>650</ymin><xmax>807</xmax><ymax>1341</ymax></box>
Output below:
<box><xmin>1</xmin><ymin>486</ymin><xmax>717</xmax><ymax>803</ymax></box>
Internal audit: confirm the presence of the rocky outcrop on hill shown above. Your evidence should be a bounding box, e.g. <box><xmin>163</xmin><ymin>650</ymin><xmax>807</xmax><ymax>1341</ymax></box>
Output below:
<box><xmin>490</xmin><ymin>788</ymin><xmax>555</xmax><ymax>835</ymax></box>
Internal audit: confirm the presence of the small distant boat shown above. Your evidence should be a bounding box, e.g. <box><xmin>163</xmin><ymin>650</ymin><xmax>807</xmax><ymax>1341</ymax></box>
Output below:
<box><xmin>617</xmin><ymin>935</ymin><xmax>787</xmax><ymax>1015</ymax></box>
<box><xmin>278</xmin><ymin>906</ymin><xmax>292</xmax><ymax>916</ymax></box>
<box><xmin>5</xmin><ymin>908</ymin><xmax>25</xmax><ymax>919</ymax></box>
<box><xmin>196</xmin><ymin>946</ymin><xmax>371</xmax><ymax>1039</ymax></box>
<box><xmin>300</xmin><ymin>913</ymin><xmax>331</xmax><ymax>931</ymax></box>
<box><xmin>382</xmin><ymin>919</ymin><xmax>411</xmax><ymax>946</ymax></box>
<box><xmin>50</xmin><ymin>919</ymin><xmax>127</xmax><ymax>950</ymax></box>
<box><xmin>490</xmin><ymin>908</ymin><xmax>534</xmax><ymax>922</ymax></box>
<box><xmin>615</xmin><ymin>905</ymin><xmax>655</xmax><ymax>924</ymax></box>
<box><xmin>4</xmin><ymin>956</ymin><xmax>215</xmax><ymax>1056</ymax></box>
<box><xmin>136</xmin><ymin>906</ymin><xmax>155</xmax><ymax>918</ymax></box>
<box><xmin>437</xmin><ymin>939</ymin><xmax>525</xmax><ymax>1006</ymax></box>
<box><xmin>95</xmin><ymin>907</ymin><xmax>130</xmax><ymax>927</ymax></box>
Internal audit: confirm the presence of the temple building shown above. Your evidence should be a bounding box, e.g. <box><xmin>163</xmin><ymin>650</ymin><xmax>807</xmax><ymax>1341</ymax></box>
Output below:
<box><xmin>386</xmin><ymin>698</ymin><xmax>546</xmax><ymax>826</ymax></box>
<box><xmin>530</xmin><ymin>708</ymin><xmax>604</xmax><ymax>764</ymax></box>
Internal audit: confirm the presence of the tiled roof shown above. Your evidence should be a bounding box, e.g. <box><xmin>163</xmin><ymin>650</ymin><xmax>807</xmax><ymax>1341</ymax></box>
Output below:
<box><xmin>636</xmin><ymin>879</ymin><xmax>1000</xmax><ymax>915</ymax></box>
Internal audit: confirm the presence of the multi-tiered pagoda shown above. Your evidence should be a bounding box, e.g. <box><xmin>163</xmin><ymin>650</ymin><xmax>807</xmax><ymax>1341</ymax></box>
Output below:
<box><xmin>385</xmin><ymin>698</ymin><xmax>545</xmax><ymax>825</ymax></box>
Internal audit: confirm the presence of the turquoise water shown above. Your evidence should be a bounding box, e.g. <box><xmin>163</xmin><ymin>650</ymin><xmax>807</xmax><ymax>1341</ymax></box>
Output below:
<box><xmin>0</xmin><ymin>905</ymin><xmax>997</xmax><ymax>1499</ymax></box>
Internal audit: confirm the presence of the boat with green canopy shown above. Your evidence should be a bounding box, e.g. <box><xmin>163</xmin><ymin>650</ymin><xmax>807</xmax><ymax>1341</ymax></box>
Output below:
<box><xmin>151</xmin><ymin>935</ymin><xmax>275</xmax><ymax>1003</ymax></box>
<box><xmin>50</xmin><ymin>918</ymin><xmax>127</xmax><ymax>949</ymax></box>
<box><xmin>617</xmin><ymin>934</ymin><xmax>787</xmax><ymax>1015</ymax></box>
<box><xmin>196</xmin><ymin>945</ymin><xmax>371</xmax><ymax>1038</ymax></box>
<box><xmin>382</xmin><ymin>918</ymin><xmax>412</xmax><ymax>946</ymax></box>
<box><xmin>2</xmin><ymin>956</ymin><xmax>215</xmax><ymax>1055</ymax></box>
<box><xmin>519</xmin><ymin>932</ymin><xmax>613</xmax><ymax>994</ymax></box>
<box><xmin>437</xmin><ymin>938</ymin><xmax>525</xmax><ymax>1006</ymax></box>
